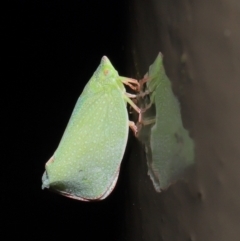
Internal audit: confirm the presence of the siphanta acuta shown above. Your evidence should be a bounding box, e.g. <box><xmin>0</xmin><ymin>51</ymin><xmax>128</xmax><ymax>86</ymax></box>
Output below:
<box><xmin>137</xmin><ymin>53</ymin><xmax>194</xmax><ymax>191</ymax></box>
<box><xmin>42</xmin><ymin>56</ymin><xmax>140</xmax><ymax>201</ymax></box>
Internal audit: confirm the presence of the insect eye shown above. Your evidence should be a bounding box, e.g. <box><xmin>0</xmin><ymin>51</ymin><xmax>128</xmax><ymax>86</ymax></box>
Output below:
<box><xmin>104</xmin><ymin>69</ymin><xmax>109</xmax><ymax>76</ymax></box>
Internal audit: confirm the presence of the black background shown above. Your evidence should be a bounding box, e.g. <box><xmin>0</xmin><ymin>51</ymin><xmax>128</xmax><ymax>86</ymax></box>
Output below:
<box><xmin>3</xmin><ymin>1</ymin><xmax>133</xmax><ymax>240</ymax></box>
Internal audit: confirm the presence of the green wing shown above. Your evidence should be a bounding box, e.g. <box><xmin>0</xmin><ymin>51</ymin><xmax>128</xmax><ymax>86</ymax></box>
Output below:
<box><xmin>44</xmin><ymin>87</ymin><xmax>129</xmax><ymax>200</ymax></box>
<box><xmin>138</xmin><ymin>53</ymin><xmax>194</xmax><ymax>191</ymax></box>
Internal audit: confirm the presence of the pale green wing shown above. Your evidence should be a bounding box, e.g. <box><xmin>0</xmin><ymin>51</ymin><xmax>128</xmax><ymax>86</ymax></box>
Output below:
<box><xmin>138</xmin><ymin>53</ymin><xmax>194</xmax><ymax>191</ymax></box>
<box><xmin>45</xmin><ymin>87</ymin><xmax>129</xmax><ymax>200</ymax></box>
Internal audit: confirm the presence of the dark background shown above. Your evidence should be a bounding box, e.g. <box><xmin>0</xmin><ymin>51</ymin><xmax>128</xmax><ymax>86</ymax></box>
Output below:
<box><xmin>3</xmin><ymin>1</ymin><xmax>131</xmax><ymax>240</ymax></box>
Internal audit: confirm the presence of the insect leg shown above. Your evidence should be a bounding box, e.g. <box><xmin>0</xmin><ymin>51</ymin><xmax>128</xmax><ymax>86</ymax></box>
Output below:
<box><xmin>137</xmin><ymin>75</ymin><xmax>157</xmax><ymax>112</ymax></box>
<box><xmin>139</xmin><ymin>74</ymin><xmax>150</xmax><ymax>93</ymax></box>
<box><xmin>120</xmin><ymin>77</ymin><xmax>140</xmax><ymax>91</ymax></box>
<box><xmin>139</xmin><ymin>117</ymin><xmax>156</xmax><ymax>126</ymax></box>
<box><xmin>123</xmin><ymin>94</ymin><xmax>142</xmax><ymax>124</ymax></box>
<box><xmin>140</xmin><ymin>91</ymin><xmax>156</xmax><ymax>113</ymax></box>
<box><xmin>129</xmin><ymin>121</ymin><xmax>138</xmax><ymax>135</ymax></box>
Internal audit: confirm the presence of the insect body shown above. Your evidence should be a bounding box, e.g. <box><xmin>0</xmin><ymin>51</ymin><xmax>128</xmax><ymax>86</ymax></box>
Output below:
<box><xmin>137</xmin><ymin>53</ymin><xmax>194</xmax><ymax>191</ymax></box>
<box><xmin>42</xmin><ymin>56</ymin><xmax>140</xmax><ymax>201</ymax></box>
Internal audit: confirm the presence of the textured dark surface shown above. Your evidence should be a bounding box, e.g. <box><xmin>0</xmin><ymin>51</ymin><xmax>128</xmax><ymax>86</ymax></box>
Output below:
<box><xmin>124</xmin><ymin>0</ymin><xmax>240</xmax><ymax>240</ymax></box>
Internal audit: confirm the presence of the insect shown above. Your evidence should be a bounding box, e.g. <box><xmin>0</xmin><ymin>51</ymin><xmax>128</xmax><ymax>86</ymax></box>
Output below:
<box><xmin>137</xmin><ymin>53</ymin><xmax>194</xmax><ymax>191</ymax></box>
<box><xmin>42</xmin><ymin>56</ymin><xmax>140</xmax><ymax>201</ymax></box>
